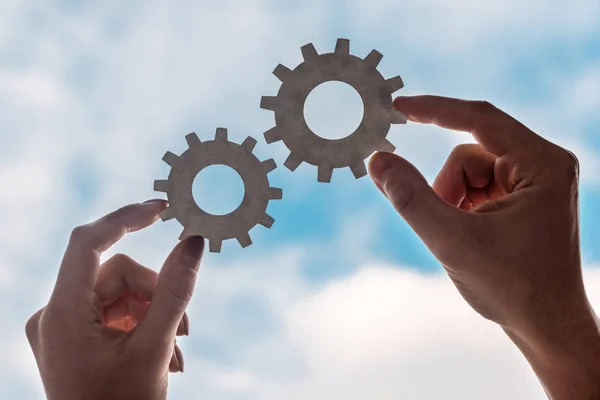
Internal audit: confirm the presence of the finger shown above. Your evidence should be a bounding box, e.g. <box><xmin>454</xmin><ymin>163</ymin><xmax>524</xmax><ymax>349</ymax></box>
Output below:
<box><xmin>51</xmin><ymin>200</ymin><xmax>167</xmax><ymax>305</ymax></box>
<box><xmin>96</xmin><ymin>255</ymin><xmax>189</xmax><ymax>335</ymax></box>
<box><xmin>433</xmin><ymin>144</ymin><xmax>496</xmax><ymax>207</ymax></box>
<box><xmin>466</xmin><ymin>188</ymin><xmax>490</xmax><ymax>206</ymax></box>
<box><xmin>95</xmin><ymin>254</ymin><xmax>158</xmax><ymax>305</ymax></box>
<box><xmin>103</xmin><ymin>295</ymin><xmax>189</xmax><ymax>336</ymax></box>
<box><xmin>137</xmin><ymin>236</ymin><xmax>204</xmax><ymax>344</ymax></box>
<box><xmin>169</xmin><ymin>344</ymin><xmax>184</xmax><ymax>373</ymax></box>
<box><xmin>369</xmin><ymin>152</ymin><xmax>469</xmax><ymax>264</ymax></box>
<box><xmin>393</xmin><ymin>95</ymin><xmax>544</xmax><ymax>156</ymax></box>
<box><xmin>459</xmin><ymin>197</ymin><xmax>473</xmax><ymax>211</ymax></box>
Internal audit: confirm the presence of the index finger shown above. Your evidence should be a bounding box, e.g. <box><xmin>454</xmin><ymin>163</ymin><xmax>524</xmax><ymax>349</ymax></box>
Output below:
<box><xmin>50</xmin><ymin>200</ymin><xmax>167</xmax><ymax>305</ymax></box>
<box><xmin>393</xmin><ymin>95</ymin><xmax>544</xmax><ymax>156</ymax></box>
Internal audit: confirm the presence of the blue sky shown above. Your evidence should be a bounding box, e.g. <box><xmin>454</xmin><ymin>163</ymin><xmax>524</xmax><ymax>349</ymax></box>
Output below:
<box><xmin>1</xmin><ymin>1</ymin><xmax>600</xmax><ymax>399</ymax></box>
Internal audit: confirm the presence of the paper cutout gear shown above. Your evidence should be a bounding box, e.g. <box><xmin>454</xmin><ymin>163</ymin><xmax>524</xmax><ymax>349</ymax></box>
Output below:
<box><xmin>261</xmin><ymin>38</ymin><xmax>407</xmax><ymax>183</ymax></box>
<box><xmin>154</xmin><ymin>128</ymin><xmax>282</xmax><ymax>253</ymax></box>
<box><xmin>155</xmin><ymin>38</ymin><xmax>405</xmax><ymax>252</ymax></box>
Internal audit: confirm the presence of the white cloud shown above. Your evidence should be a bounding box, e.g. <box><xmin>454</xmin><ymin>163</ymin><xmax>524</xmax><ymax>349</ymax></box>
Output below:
<box><xmin>168</xmin><ymin>262</ymin><xmax>600</xmax><ymax>399</ymax></box>
<box><xmin>569</xmin><ymin>65</ymin><xmax>600</xmax><ymax>120</ymax></box>
<box><xmin>0</xmin><ymin>69</ymin><xmax>70</xmax><ymax>113</ymax></box>
<box><xmin>282</xmin><ymin>266</ymin><xmax>545</xmax><ymax>399</ymax></box>
<box><xmin>349</xmin><ymin>0</ymin><xmax>600</xmax><ymax>50</ymax></box>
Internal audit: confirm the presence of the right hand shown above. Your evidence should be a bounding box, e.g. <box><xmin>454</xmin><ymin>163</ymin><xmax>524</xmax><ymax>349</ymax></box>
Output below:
<box><xmin>368</xmin><ymin>96</ymin><xmax>600</xmax><ymax>398</ymax></box>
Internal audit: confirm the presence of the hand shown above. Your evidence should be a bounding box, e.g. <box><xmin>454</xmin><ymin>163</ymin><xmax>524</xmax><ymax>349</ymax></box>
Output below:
<box><xmin>368</xmin><ymin>96</ymin><xmax>600</xmax><ymax>399</ymax></box>
<box><xmin>26</xmin><ymin>200</ymin><xmax>205</xmax><ymax>400</ymax></box>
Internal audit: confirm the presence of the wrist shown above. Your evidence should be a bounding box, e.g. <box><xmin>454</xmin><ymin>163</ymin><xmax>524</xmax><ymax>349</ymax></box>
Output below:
<box><xmin>504</xmin><ymin>295</ymin><xmax>600</xmax><ymax>399</ymax></box>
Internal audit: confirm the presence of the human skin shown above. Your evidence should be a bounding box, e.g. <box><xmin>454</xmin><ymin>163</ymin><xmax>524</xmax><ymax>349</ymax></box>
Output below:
<box><xmin>26</xmin><ymin>96</ymin><xmax>600</xmax><ymax>400</ymax></box>
<box><xmin>368</xmin><ymin>95</ymin><xmax>600</xmax><ymax>399</ymax></box>
<box><xmin>26</xmin><ymin>200</ymin><xmax>205</xmax><ymax>400</ymax></box>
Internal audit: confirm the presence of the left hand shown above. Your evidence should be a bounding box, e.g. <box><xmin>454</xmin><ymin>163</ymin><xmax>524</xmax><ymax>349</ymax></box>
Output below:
<box><xmin>26</xmin><ymin>200</ymin><xmax>205</xmax><ymax>400</ymax></box>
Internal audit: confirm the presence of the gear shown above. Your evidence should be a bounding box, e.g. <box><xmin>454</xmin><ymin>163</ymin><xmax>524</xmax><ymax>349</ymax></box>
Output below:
<box><xmin>154</xmin><ymin>128</ymin><xmax>282</xmax><ymax>253</ymax></box>
<box><xmin>261</xmin><ymin>38</ymin><xmax>407</xmax><ymax>183</ymax></box>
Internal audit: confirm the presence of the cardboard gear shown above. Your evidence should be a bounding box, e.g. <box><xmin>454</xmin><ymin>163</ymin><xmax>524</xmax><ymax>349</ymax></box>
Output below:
<box><xmin>261</xmin><ymin>38</ymin><xmax>407</xmax><ymax>183</ymax></box>
<box><xmin>154</xmin><ymin>128</ymin><xmax>282</xmax><ymax>253</ymax></box>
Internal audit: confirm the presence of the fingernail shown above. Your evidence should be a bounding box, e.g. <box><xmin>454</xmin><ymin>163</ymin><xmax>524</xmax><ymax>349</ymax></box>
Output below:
<box><xmin>393</xmin><ymin>96</ymin><xmax>409</xmax><ymax>112</ymax></box>
<box><xmin>393</xmin><ymin>96</ymin><xmax>407</xmax><ymax>106</ymax></box>
<box><xmin>181</xmin><ymin>236</ymin><xmax>204</xmax><ymax>269</ymax></box>
<box><xmin>393</xmin><ymin>97</ymin><xmax>415</xmax><ymax>121</ymax></box>
<box><xmin>143</xmin><ymin>199</ymin><xmax>167</xmax><ymax>204</ymax></box>
<box><xmin>174</xmin><ymin>345</ymin><xmax>184</xmax><ymax>373</ymax></box>
<box><xmin>183</xmin><ymin>313</ymin><xmax>189</xmax><ymax>335</ymax></box>
<box><xmin>369</xmin><ymin>152</ymin><xmax>394</xmax><ymax>184</ymax></box>
<box><xmin>177</xmin><ymin>313</ymin><xmax>190</xmax><ymax>336</ymax></box>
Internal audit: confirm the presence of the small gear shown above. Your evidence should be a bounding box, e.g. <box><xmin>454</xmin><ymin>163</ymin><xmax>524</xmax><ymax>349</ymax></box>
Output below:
<box><xmin>154</xmin><ymin>128</ymin><xmax>282</xmax><ymax>253</ymax></box>
<box><xmin>261</xmin><ymin>38</ymin><xmax>407</xmax><ymax>183</ymax></box>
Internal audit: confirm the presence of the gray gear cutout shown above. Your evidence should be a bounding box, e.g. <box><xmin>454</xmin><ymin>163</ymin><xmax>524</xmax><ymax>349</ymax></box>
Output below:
<box><xmin>154</xmin><ymin>128</ymin><xmax>282</xmax><ymax>253</ymax></box>
<box><xmin>261</xmin><ymin>38</ymin><xmax>407</xmax><ymax>183</ymax></box>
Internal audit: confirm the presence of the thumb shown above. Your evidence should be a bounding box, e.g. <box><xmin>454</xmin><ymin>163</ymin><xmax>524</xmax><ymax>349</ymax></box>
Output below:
<box><xmin>138</xmin><ymin>236</ymin><xmax>205</xmax><ymax>344</ymax></box>
<box><xmin>368</xmin><ymin>152</ymin><xmax>465</xmax><ymax>261</ymax></box>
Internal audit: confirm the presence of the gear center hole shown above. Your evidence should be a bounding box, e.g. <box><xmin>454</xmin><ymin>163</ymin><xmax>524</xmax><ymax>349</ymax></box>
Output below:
<box><xmin>304</xmin><ymin>81</ymin><xmax>364</xmax><ymax>140</ymax></box>
<box><xmin>192</xmin><ymin>165</ymin><xmax>245</xmax><ymax>216</ymax></box>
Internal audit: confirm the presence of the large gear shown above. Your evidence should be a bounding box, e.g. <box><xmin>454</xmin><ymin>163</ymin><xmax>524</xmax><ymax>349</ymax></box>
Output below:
<box><xmin>154</xmin><ymin>128</ymin><xmax>282</xmax><ymax>253</ymax></box>
<box><xmin>261</xmin><ymin>38</ymin><xmax>407</xmax><ymax>183</ymax></box>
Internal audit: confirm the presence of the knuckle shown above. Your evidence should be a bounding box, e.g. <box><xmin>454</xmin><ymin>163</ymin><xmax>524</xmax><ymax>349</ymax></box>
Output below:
<box><xmin>386</xmin><ymin>182</ymin><xmax>417</xmax><ymax>214</ymax></box>
<box><xmin>168</xmin><ymin>285</ymin><xmax>194</xmax><ymax>304</ymax></box>
<box><xmin>549</xmin><ymin>147</ymin><xmax>580</xmax><ymax>182</ymax></box>
<box><xmin>449</xmin><ymin>143</ymin><xmax>478</xmax><ymax>159</ymax></box>
<box><xmin>564</xmin><ymin>149</ymin><xmax>580</xmax><ymax>175</ymax></box>
<box><xmin>474</xmin><ymin>100</ymin><xmax>497</xmax><ymax>114</ymax></box>
<box><xmin>100</xmin><ymin>253</ymin><xmax>135</xmax><ymax>275</ymax></box>
<box><xmin>25</xmin><ymin>308</ymin><xmax>44</xmax><ymax>341</ymax></box>
<box><xmin>25</xmin><ymin>317</ymin><xmax>37</xmax><ymax>340</ymax></box>
<box><xmin>166</xmin><ymin>270</ymin><xmax>198</xmax><ymax>305</ymax></box>
<box><xmin>69</xmin><ymin>224</ymin><xmax>98</xmax><ymax>247</ymax></box>
<box><xmin>110</xmin><ymin>253</ymin><xmax>134</xmax><ymax>267</ymax></box>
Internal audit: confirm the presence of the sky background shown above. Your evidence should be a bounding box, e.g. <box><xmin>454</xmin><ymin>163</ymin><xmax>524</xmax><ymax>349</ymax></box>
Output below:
<box><xmin>1</xmin><ymin>0</ymin><xmax>600</xmax><ymax>399</ymax></box>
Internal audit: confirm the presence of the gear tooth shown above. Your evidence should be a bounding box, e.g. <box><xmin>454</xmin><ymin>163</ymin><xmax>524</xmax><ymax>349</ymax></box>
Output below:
<box><xmin>179</xmin><ymin>228</ymin><xmax>191</xmax><ymax>240</ymax></box>
<box><xmin>334</xmin><ymin>38</ymin><xmax>350</xmax><ymax>55</ymax></box>
<box><xmin>379</xmin><ymin>139</ymin><xmax>396</xmax><ymax>153</ymax></box>
<box><xmin>236</xmin><ymin>232</ymin><xmax>252</xmax><ymax>248</ymax></box>
<box><xmin>159</xmin><ymin>207</ymin><xmax>176</xmax><ymax>221</ymax></box>
<box><xmin>317</xmin><ymin>165</ymin><xmax>334</xmax><ymax>183</ymax></box>
<box><xmin>364</xmin><ymin>49</ymin><xmax>383</xmax><ymax>68</ymax></box>
<box><xmin>258</xmin><ymin>213</ymin><xmax>275</xmax><ymax>228</ymax></box>
<box><xmin>261</xmin><ymin>158</ymin><xmax>277</xmax><ymax>174</ymax></box>
<box><xmin>350</xmin><ymin>162</ymin><xmax>368</xmax><ymax>179</ymax></box>
<box><xmin>385</xmin><ymin>76</ymin><xmax>404</xmax><ymax>94</ymax></box>
<box><xmin>284</xmin><ymin>153</ymin><xmax>303</xmax><ymax>171</ymax></box>
<box><xmin>162</xmin><ymin>151</ymin><xmax>179</xmax><ymax>167</ymax></box>
<box><xmin>215</xmin><ymin>127</ymin><xmax>228</xmax><ymax>142</ymax></box>
<box><xmin>273</xmin><ymin>64</ymin><xmax>292</xmax><ymax>82</ymax></box>
<box><xmin>301</xmin><ymin>43</ymin><xmax>319</xmax><ymax>62</ymax></box>
<box><xmin>154</xmin><ymin>179</ymin><xmax>170</xmax><ymax>193</ymax></box>
<box><xmin>264</xmin><ymin>127</ymin><xmax>283</xmax><ymax>144</ymax></box>
<box><xmin>269</xmin><ymin>187</ymin><xmax>283</xmax><ymax>200</ymax></box>
<box><xmin>185</xmin><ymin>132</ymin><xmax>201</xmax><ymax>148</ymax></box>
<box><xmin>260</xmin><ymin>96</ymin><xmax>278</xmax><ymax>111</ymax></box>
<box><xmin>390</xmin><ymin>110</ymin><xmax>408</xmax><ymax>125</ymax></box>
<box><xmin>241</xmin><ymin>136</ymin><xmax>257</xmax><ymax>153</ymax></box>
<box><xmin>209</xmin><ymin>239</ymin><xmax>222</xmax><ymax>253</ymax></box>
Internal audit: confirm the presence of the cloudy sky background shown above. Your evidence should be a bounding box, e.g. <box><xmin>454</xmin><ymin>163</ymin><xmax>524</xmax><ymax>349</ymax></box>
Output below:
<box><xmin>1</xmin><ymin>0</ymin><xmax>600</xmax><ymax>398</ymax></box>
